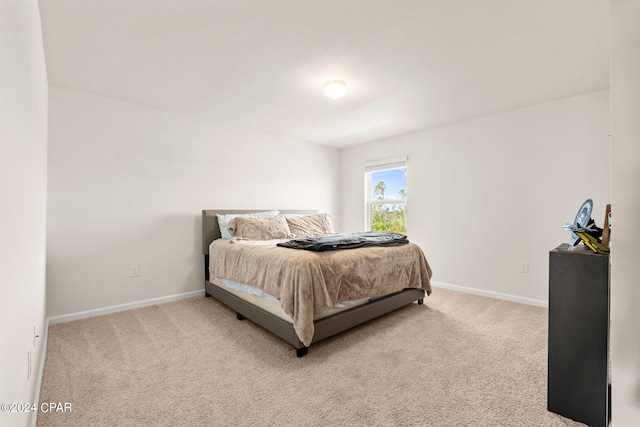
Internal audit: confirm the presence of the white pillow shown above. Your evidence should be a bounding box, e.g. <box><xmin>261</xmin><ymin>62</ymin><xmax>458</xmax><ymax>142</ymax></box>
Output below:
<box><xmin>216</xmin><ymin>211</ymin><xmax>279</xmax><ymax>239</ymax></box>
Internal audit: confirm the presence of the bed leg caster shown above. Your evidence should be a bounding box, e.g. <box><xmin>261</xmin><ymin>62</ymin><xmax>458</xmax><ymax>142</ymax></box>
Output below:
<box><xmin>236</xmin><ymin>313</ymin><xmax>245</xmax><ymax>320</ymax></box>
<box><xmin>296</xmin><ymin>347</ymin><xmax>308</xmax><ymax>358</ymax></box>
<box><xmin>417</xmin><ymin>298</ymin><xmax>424</xmax><ymax>305</ymax></box>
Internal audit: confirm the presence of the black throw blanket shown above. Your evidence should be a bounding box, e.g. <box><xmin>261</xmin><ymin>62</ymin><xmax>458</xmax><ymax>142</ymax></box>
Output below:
<box><xmin>277</xmin><ymin>232</ymin><xmax>409</xmax><ymax>252</ymax></box>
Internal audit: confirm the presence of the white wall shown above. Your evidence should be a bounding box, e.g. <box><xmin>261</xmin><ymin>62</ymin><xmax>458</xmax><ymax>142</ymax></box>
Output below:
<box><xmin>46</xmin><ymin>86</ymin><xmax>341</xmax><ymax>317</ymax></box>
<box><xmin>341</xmin><ymin>91</ymin><xmax>610</xmax><ymax>304</ymax></box>
<box><xmin>0</xmin><ymin>1</ymin><xmax>48</xmax><ymax>426</ymax></box>
<box><xmin>610</xmin><ymin>0</ymin><xmax>640</xmax><ymax>424</ymax></box>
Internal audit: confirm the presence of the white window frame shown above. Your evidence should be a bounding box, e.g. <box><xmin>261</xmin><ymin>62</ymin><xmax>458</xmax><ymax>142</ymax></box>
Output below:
<box><xmin>364</xmin><ymin>156</ymin><xmax>408</xmax><ymax>232</ymax></box>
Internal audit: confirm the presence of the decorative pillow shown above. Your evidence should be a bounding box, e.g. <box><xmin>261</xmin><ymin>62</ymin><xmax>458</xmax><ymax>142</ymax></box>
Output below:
<box><xmin>229</xmin><ymin>215</ymin><xmax>293</xmax><ymax>240</ymax></box>
<box><xmin>286</xmin><ymin>213</ymin><xmax>335</xmax><ymax>238</ymax></box>
<box><xmin>216</xmin><ymin>211</ymin><xmax>279</xmax><ymax>239</ymax></box>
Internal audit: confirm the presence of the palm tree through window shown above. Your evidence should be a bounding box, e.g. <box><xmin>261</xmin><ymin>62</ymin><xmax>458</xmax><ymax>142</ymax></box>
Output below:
<box><xmin>365</xmin><ymin>157</ymin><xmax>407</xmax><ymax>233</ymax></box>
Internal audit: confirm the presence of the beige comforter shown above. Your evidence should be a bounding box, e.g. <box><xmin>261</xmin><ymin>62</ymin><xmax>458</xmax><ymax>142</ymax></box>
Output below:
<box><xmin>209</xmin><ymin>239</ymin><xmax>433</xmax><ymax>346</ymax></box>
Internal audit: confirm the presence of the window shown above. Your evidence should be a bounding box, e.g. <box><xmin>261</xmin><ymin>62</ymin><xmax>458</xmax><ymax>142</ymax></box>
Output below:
<box><xmin>365</xmin><ymin>157</ymin><xmax>407</xmax><ymax>233</ymax></box>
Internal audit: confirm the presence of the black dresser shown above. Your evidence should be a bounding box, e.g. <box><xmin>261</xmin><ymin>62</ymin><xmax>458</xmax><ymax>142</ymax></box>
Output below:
<box><xmin>548</xmin><ymin>244</ymin><xmax>610</xmax><ymax>427</ymax></box>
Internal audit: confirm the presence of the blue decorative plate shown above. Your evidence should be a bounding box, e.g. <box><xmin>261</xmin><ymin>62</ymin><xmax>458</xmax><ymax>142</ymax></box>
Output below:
<box><xmin>570</xmin><ymin>199</ymin><xmax>593</xmax><ymax>245</ymax></box>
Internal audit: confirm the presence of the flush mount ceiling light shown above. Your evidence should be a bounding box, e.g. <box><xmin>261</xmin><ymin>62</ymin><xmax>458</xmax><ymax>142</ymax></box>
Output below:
<box><xmin>323</xmin><ymin>80</ymin><xmax>347</xmax><ymax>99</ymax></box>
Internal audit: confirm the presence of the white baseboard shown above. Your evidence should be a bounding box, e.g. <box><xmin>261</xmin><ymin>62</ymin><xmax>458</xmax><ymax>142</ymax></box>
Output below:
<box><xmin>47</xmin><ymin>290</ymin><xmax>206</xmax><ymax>325</ymax></box>
<box><xmin>431</xmin><ymin>281</ymin><xmax>548</xmax><ymax>308</ymax></box>
<box><xmin>31</xmin><ymin>317</ymin><xmax>49</xmax><ymax>427</ymax></box>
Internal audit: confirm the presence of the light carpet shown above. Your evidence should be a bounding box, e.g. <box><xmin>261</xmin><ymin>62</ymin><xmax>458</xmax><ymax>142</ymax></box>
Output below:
<box><xmin>38</xmin><ymin>288</ymin><xmax>586</xmax><ymax>426</ymax></box>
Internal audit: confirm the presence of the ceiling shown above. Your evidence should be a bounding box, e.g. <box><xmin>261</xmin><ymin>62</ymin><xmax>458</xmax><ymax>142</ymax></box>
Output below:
<box><xmin>38</xmin><ymin>0</ymin><xmax>610</xmax><ymax>148</ymax></box>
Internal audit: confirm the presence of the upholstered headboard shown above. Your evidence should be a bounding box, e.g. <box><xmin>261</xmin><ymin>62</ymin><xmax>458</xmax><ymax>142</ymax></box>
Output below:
<box><xmin>201</xmin><ymin>210</ymin><xmax>317</xmax><ymax>255</ymax></box>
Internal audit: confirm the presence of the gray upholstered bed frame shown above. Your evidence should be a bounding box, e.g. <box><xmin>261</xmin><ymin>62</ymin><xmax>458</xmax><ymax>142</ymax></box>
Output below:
<box><xmin>202</xmin><ymin>209</ymin><xmax>425</xmax><ymax>357</ymax></box>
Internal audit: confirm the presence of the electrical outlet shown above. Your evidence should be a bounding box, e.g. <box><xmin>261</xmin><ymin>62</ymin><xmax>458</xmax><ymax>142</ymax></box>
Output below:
<box><xmin>130</xmin><ymin>264</ymin><xmax>140</xmax><ymax>277</ymax></box>
<box><xmin>520</xmin><ymin>261</ymin><xmax>529</xmax><ymax>273</ymax></box>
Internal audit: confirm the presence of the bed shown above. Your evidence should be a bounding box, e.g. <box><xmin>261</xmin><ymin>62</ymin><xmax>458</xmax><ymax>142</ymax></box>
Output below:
<box><xmin>202</xmin><ymin>209</ymin><xmax>432</xmax><ymax>357</ymax></box>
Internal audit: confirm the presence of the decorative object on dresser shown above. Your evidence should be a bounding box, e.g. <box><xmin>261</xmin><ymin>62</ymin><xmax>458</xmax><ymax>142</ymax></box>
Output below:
<box><xmin>562</xmin><ymin>199</ymin><xmax>609</xmax><ymax>254</ymax></box>
<box><xmin>601</xmin><ymin>204</ymin><xmax>611</xmax><ymax>248</ymax></box>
